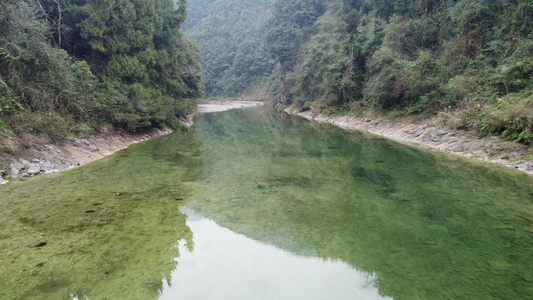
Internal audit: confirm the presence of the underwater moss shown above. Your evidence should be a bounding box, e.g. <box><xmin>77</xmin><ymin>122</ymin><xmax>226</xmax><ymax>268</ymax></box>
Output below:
<box><xmin>1</xmin><ymin>106</ymin><xmax>532</xmax><ymax>299</ymax></box>
<box><xmin>0</xmin><ymin>131</ymin><xmax>205</xmax><ymax>299</ymax></box>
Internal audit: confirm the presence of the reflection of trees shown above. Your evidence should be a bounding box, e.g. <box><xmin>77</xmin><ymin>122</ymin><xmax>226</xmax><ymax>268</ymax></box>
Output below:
<box><xmin>275</xmin><ymin>111</ymin><xmax>291</xmax><ymax>133</ymax></box>
<box><xmin>0</xmin><ymin>130</ymin><xmax>205</xmax><ymax>299</ymax></box>
<box><xmin>187</xmin><ymin>108</ymin><xmax>533</xmax><ymax>300</ymax></box>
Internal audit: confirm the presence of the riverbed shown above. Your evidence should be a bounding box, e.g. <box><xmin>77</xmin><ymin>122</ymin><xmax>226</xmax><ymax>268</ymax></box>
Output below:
<box><xmin>1</xmin><ymin>106</ymin><xmax>532</xmax><ymax>299</ymax></box>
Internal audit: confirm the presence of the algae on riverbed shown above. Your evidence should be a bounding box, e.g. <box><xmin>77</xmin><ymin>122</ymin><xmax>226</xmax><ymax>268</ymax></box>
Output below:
<box><xmin>0</xmin><ymin>130</ymin><xmax>205</xmax><ymax>299</ymax></box>
<box><xmin>186</xmin><ymin>108</ymin><xmax>533</xmax><ymax>299</ymax></box>
<box><xmin>1</xmin><ymin>106</ymin><xmax>532</xmax><ymax>299</ymax></box>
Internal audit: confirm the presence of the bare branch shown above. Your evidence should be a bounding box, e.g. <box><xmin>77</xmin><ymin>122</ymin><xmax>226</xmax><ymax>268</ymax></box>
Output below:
<box><xmin>54</xmin><ymin>0</ymin><xmax>62</xmax><ymax>48</ymax></box>
<box><xmin>35</xmin><ymin>0</ymin><xmax>62</xmax><ymax>48</ymax></box>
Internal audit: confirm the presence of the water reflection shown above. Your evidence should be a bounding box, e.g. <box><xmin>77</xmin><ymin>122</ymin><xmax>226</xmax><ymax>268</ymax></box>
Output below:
<box><xmin>0</xmin><ymin>130</ymin><xmax>204</xmax><ymax>299</ymax></box>
<box><xmin>160</xmin><ymin>208</ymin><xmax>390</xmax><ymax>300</ymax></box>
<box><xmin>186</xmin><ymin>107</ymin><xmax>533</xmax><ymax>299</ymax></box>
<box><xmin>1</xmin><ymin>106</ymin><xmax>532</xmax><ymax>299</ymax></box>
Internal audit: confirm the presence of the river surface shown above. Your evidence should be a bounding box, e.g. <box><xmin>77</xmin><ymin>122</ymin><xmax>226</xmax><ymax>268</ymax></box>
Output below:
<box><xmin>1</xmin><ymin>106</ymin><xmax>532</xmax><ymax>299</ymax></box>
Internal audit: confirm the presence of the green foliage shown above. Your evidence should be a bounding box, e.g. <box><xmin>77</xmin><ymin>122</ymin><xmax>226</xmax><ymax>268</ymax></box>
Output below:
<box><xmin>239</xmin><ymin>0</ymin><xmax>533</xmax><ymax>143</ymax></box>
<box><xmin>10</xmin><ymin>111</ymin><xmax>73</xmax><ymax>142</ymax></box>
<box><xmin>0</xmin><ymin>1</ymin><xmax>97</xmax><ymax>123</ymax></box>
<box><xmin>364</xmin><ymin>46</ymin><xmax>408</xmax><ymax>109</ymax></box>
<box><xmin>496</xmin><ymin>94</ymin><xmax>533</xmax><ymax>144</ymax></box>
<box><xmin>0</xmin><ymin>118</ymin><xmax>13</xmax><ymax>135</ymax></box>
<box><xmin>265</xmin><ymin>0</ymin><xmax>327</xmax><ymax>70</ymax></box>
<box><xmin>0</xmin><ymin>0</ymin><xmax>203</xmax><ymax>143</ymax></box>
<box><xmin>183</xmin><ymin>0</ymin><xmax>274</xmax><ymax>97</ymax></box>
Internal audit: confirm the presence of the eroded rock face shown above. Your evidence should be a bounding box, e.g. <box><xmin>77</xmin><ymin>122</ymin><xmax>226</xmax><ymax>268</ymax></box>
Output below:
<box><xmin>9</xmin><ymin>159</ymin><xmax>58</xmax><ymax>178</ymax></box>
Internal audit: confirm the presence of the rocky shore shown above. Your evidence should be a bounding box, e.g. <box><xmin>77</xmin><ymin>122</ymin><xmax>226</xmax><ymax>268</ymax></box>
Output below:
<box><xmin>1</xmin><ymin>127</ymin><xmax>172</xmax><ymax>185</ymax></box>
<box><xmin>7</xmin><ymin>100</ymin><xmax>525</xmax><ymax>184</ymax></box>
<box><xmin>286</xmin><ymin>107</ymin><xmax>533</xmax><ymax>176</ymax></box>
<box><xmin>0</xmin><ymin>100</ymin><xmax>265</xmax><ymax>185</ymax></box>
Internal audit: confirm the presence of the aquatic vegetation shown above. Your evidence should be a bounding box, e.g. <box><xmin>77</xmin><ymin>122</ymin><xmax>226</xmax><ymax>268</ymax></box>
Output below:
<box><xmin>187</xmin><ymin>108</ymin><xmax>533</xmax><ymax>299</ymax></box>
<box><xmin>1</xmin><ymin>106</ymin><xmax>532</xmax><ymax>299</ymax></box>
<box><xmin>0</xmin><ymin>131</ymin><xmax>205</xmax><ymax>299</ymax></box>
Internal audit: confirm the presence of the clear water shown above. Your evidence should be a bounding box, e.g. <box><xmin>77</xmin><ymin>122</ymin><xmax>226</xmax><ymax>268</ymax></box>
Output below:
<box><xmin>1</xmin><ymin>106</ymin><xmax>532</xmax><ymax>299</ymax></box>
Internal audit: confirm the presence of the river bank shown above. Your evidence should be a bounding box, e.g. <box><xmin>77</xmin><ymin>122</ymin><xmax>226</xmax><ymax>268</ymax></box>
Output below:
<box><xmin>285</xmin><ymin>107</ymin><xmax>533</xmax><ymax>176</ymax></box>
<box><xmin>0</xmin><ymin>127</ymin><xmax>173</xmax><ymax>185</ymax></box>
<box><xmin>0</xmin><ymin>100</ymin><xmax>265</xmax><ymax>185</ymax></box>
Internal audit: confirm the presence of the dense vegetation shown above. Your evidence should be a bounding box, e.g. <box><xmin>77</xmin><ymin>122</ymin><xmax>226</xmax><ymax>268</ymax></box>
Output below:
<box><xmin>183</xmin><ymin>0</ymin><xmax>274</xmax><ymax>97</ymax></box>
<box><xmin>186</xmin><ymin>0</ymin><xmax>533</xmax><ymax>144</ymax></box>
<box><xmin>0</xmin><ymin>0</ymin><xmax>203</xmax><ymax>155</ymax></box>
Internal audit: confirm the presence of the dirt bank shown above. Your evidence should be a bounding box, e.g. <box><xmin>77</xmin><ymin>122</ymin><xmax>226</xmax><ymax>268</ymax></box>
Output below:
<box><xmin>285</xmin><ymin>107</ymin><xmax>533</xmax><ymax>176</ymax></box>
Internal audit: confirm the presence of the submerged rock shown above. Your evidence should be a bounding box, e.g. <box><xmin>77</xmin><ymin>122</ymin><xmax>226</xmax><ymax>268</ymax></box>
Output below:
<box><xmin>350</xmin><ymin>166</ymin><xmax>398</xmax><ymax>194</ymax></box>
<box><xmin>34</xmin><ymin>242</ymin><xmax>47</xmax><ymax>248</ymax></box>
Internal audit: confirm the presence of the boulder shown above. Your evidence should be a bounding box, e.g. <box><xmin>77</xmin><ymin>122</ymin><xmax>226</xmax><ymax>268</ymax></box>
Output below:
<box><xmin>23</xmin><ymin>164</ymin><xmax>42</xmax><ymax>177</ymax></box>
<box><xmin>10</xmin><ymin>162</ymin><xmax>25</xmax><ymax>176</ymax></box>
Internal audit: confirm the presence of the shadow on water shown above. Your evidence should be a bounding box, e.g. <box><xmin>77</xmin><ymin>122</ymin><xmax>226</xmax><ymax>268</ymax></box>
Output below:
<box><xmin>0</xmin><ymin>130</ymin><xmax>205</xmax><ymax>299</ymax></box>
<box><xmin>186</xmin><ymin>107</ymin><xmax>533</xmax><ymax>299</ymax></box>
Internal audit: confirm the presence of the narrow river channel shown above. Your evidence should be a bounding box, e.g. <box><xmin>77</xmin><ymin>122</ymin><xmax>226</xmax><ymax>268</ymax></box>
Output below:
<box><xmin>1</xmin><ymin>106</ymin><xmax>532</xmax><ymax>299</ymax></box>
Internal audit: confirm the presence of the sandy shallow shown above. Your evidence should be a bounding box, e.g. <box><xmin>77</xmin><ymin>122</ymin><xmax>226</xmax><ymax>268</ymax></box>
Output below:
<box><xmin>197</xmin><ymin>101</ymin><xmax>264</xmax><ymax>113</ymax></box>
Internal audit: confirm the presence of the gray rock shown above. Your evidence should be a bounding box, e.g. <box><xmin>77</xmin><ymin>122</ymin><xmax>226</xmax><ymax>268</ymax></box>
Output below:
<box><xmin>45</xmin><ymin>144</ymin><xmax>61</xmax><ymax>153</ymax></box>
<box><xmin>76</xmin><ymin>139</ymin><xmax>90</xmax><ymax>146</ymax></box>
<box><xmin>406</xmin><ymin>126</ymin><xmax>427</xmax><ymax>138</ymax></box>
<box><xmin>23</xmin><ymin>164</ymin><xmax>42</xmax><ymax>177</ymax></box>
<box><xmin>464</xmin><ymin>140</ymin><xmax>486</xmax><ymax>151</ymax></box>
<box><xmin>421</xmin><ymin>130</ymin><xmax>449</xmax><ymax>144</ymax></box>
<box><xmin>39</xmin><ymin>161</ymin><xmax>56</xmax><ymax>174</ymax></box>
<box><xmin>446</xmin><ymin>144</ymin><xmax>464</xmax><ymax>152</ymax></box>
<box><xmin>429</xmin><ymin>130</ymin><xmax>448</xmax><ymax>143</ymax></box>
<box><xmin>523</xmin><ymin>160</ymin><xmax>533</xmax><ymax>171</ymax></box>
<box><xmin>10</xmin><ymin>162</ymin><xmax>25</xmax><ymax>176</ymax></box>
<box><xmin>0</xmin><ymin>178</ymin><xmax>8</xmax><ymax>185</ymax></box>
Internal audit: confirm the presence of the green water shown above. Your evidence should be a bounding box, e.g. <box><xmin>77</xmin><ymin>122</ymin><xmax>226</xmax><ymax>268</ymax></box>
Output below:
<box><xmin>1</xmin><ymin>106</ymin><xmax>532</xmax><ymax>299</ymax></box>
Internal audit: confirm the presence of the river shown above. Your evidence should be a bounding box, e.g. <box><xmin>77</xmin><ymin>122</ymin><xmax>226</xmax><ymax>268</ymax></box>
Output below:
<box><xmin>1</xmin><ymin>106</ymin><xmax>532</xmax><ymax>299</ymax></box>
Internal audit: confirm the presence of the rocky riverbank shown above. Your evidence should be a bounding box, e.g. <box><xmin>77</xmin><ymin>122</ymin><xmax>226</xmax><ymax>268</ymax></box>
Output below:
<box><xmin>0</xmin><ymin>127</ymin><xmax>173</xmax><ymax>185</ymax></box>
<box><xmin>285</xmin><ymin>107</ymin><xmax>533</xmax><ymax>176</ymax></box>
<box><xmin>0</xmin><ymin>100</ymin><xmax>265</xmax><ymax>185</ymax></box>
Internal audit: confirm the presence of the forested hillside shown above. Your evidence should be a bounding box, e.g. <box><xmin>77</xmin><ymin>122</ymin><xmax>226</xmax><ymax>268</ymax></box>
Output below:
<box><xmin>1</xmin><ymin>0</ymin><xmax>203</xmax><ymax>155</ymax></box>
<box><xmin>183</xmin><ymin>0</ymin><xmax>274</xmax><ymax>97</ymax></box>
<box><xmin>186</xmin><ymin>0</ymin><xmax>533</xmax><ymax>144</ymax></box>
